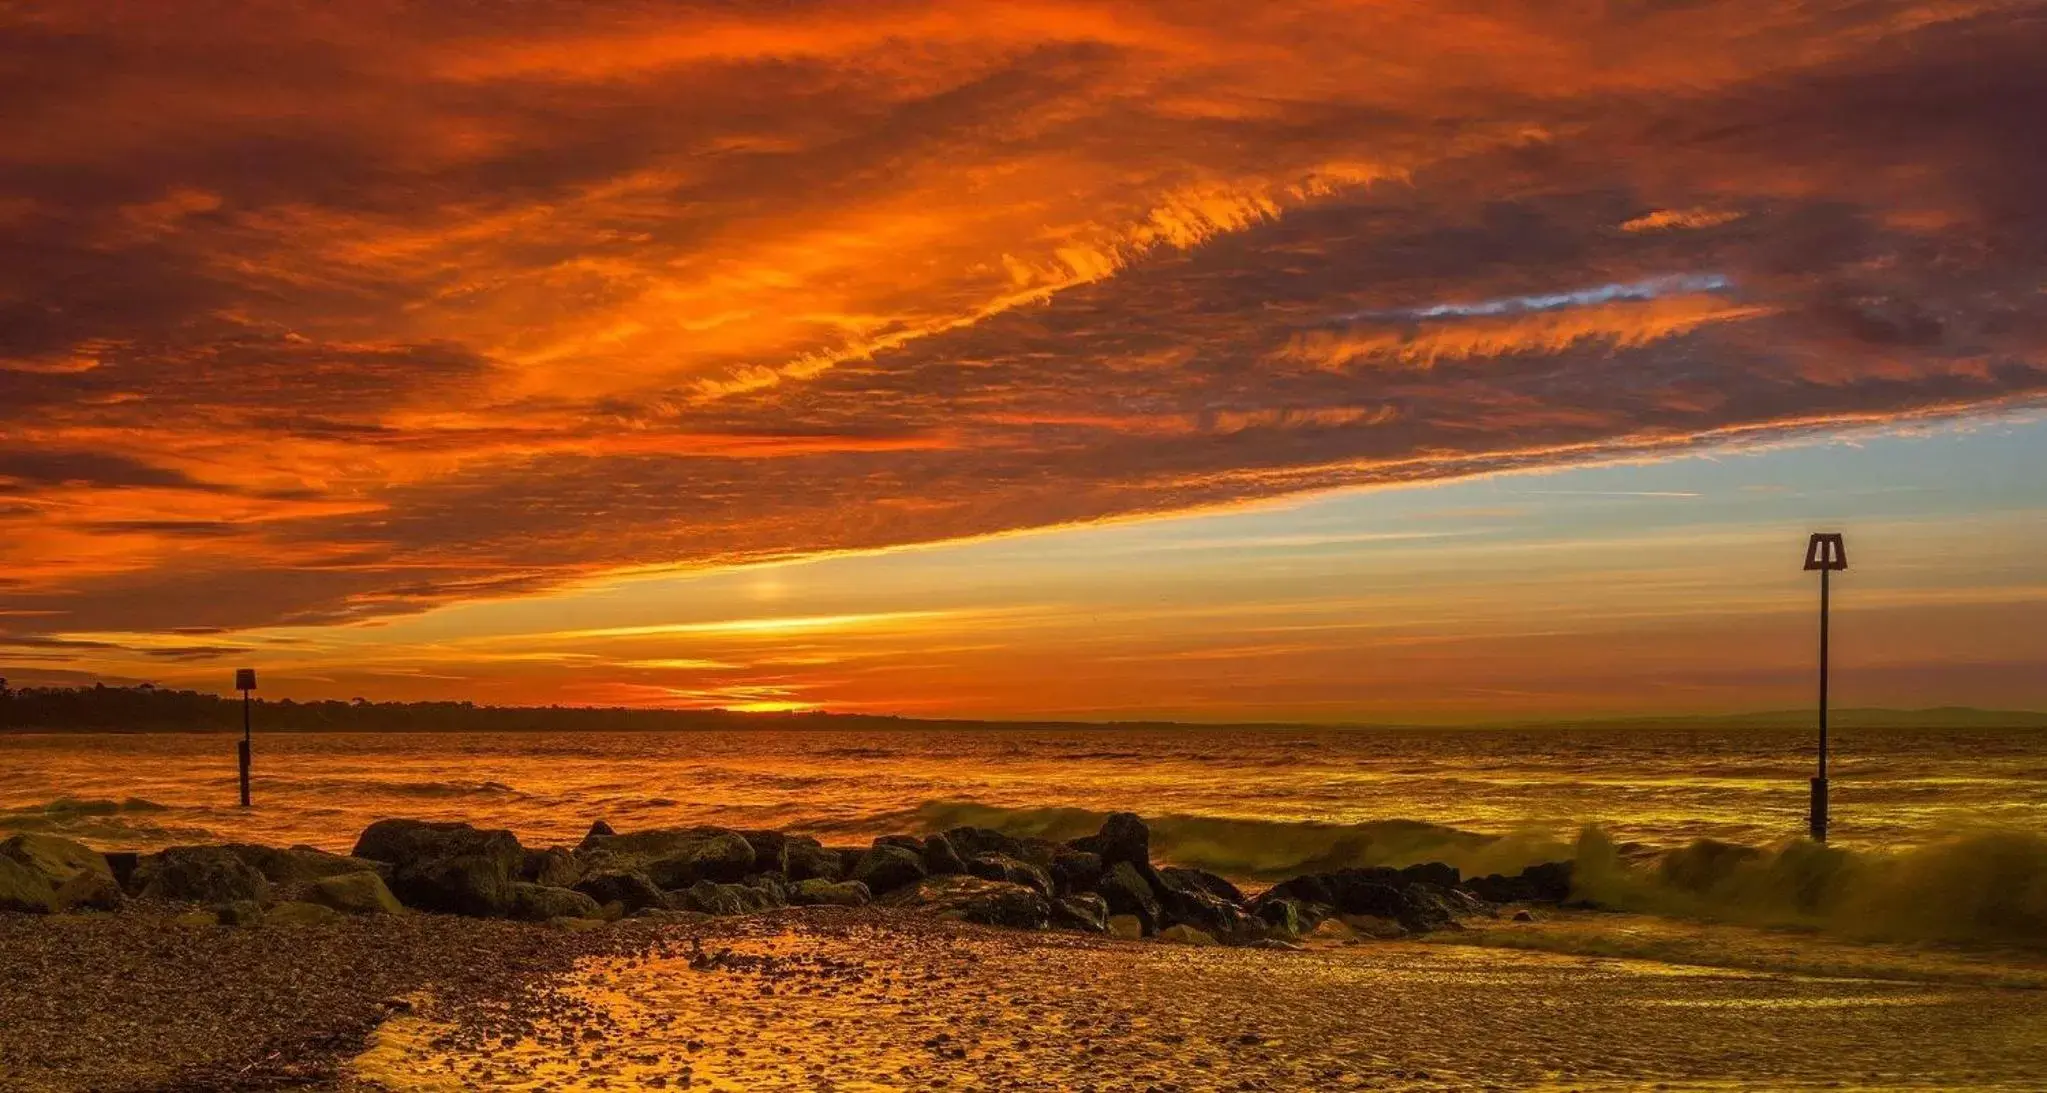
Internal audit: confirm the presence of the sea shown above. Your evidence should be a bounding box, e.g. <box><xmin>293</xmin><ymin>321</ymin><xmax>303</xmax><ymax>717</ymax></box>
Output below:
<box><xmin>3</xmin><ymin>722</ymin><xmax>2042</xmax><ymax>878</ymax></box>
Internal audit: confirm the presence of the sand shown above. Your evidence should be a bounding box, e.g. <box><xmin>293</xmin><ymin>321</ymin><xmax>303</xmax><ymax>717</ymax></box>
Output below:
<box><xmin>6</xmin><ymin>909</ymin><xmax>2047</xmax><ymax>1092</ymax></box>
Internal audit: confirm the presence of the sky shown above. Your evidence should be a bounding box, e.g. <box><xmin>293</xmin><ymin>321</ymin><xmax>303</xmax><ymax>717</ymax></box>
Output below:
<box><xmin>3</xmin><ymin>1</ymin><xmax>2044</xmax><ymax>720</ymax></box>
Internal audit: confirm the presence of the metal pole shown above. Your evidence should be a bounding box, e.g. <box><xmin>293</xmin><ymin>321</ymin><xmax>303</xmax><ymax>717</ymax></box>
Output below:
<box><xmin>239</xmin><ymin>688</ymin><xmax>252</xmax><ymax>808</ymax></box>
<box><xmin>1811</xmin><ymin>566</ymin><xmax>1829</xmax><ymax>842</ymax></box>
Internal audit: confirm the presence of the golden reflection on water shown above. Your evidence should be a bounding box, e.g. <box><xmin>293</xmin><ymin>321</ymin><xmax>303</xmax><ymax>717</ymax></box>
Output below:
<box><xmin>356</xmin><ymin>913</ymin><xmax>2047</xmax><ymax>1093</ymax></box>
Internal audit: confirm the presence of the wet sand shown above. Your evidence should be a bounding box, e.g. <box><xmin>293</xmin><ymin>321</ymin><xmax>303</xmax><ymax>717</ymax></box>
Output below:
<box><xmin>354</xmin><ymin>911</ymin><xmax>2047</xmax><ymax>1092</ymax></box>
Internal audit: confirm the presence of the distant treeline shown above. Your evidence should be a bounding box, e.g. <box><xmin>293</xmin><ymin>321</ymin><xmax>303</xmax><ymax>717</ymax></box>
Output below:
<box><xmin>0</xmin><ymin>681</ymin><xmax>926</xmax><ymax>734</ymax></box>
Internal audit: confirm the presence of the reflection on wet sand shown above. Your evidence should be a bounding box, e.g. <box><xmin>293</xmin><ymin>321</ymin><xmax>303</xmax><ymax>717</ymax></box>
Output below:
<box><xmin>355</xmin><ymin>910</ymin><xmax>2047</xmax><ymax>1092</ymax></box>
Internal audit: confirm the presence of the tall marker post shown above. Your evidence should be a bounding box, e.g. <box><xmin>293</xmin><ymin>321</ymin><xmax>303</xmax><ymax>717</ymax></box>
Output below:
<box><xmin>235</xmin><ymin>667</ymin><xmax>256</xmax><ymax>808</ymax></box>
<box><xmin>1802</xmin><ymin>533</ymin><xmax>1846</xmax><ymax>842</ymax></box>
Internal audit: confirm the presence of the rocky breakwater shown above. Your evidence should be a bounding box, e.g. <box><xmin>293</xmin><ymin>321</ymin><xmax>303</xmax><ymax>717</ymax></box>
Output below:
<box><xmin>0</xmin><ymin>812</ymin><xmax>1576</xmax><ymax>943</ymax></box>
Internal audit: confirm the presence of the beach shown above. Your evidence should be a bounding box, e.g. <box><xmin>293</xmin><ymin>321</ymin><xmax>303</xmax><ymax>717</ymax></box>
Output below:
<box><xmin>7</xmin><ymin>908</ymin><xmax>2047</xmax><ymax>1092</ymax></box>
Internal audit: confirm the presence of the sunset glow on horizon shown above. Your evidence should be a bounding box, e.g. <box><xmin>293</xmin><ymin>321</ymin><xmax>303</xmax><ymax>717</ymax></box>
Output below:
<box><xmin>5</xmin><ymin>2</ymin><xmax>2046</xmax><ymax>720</ymax></box>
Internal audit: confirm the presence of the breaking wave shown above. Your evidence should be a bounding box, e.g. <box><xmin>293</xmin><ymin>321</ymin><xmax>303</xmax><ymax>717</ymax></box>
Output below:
<box><xmin>1574</xmin><ymin>825</ymin><xmax>2047</xmax><ymax>947</ymax></box>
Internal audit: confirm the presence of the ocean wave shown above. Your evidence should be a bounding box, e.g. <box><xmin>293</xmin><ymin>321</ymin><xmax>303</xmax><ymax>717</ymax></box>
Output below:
<box><xmin>1573</xmin><ymin>825</ymin><xmax>2047</xmax><ymax>947</ymax></box>
<box><xmin>0</xmin><ymin>796</ymin><xmax>170</xmax><ymax>817</ymax></box>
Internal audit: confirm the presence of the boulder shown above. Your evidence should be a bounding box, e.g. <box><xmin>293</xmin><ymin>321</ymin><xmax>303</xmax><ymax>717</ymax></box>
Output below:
<box><xmin>734</xmin><ymin>829</ymin><xmax>795</xmax><ymax>866</ymax></box>
<box><xmin>875</xmin><ymin>833</ymin><xmax>924</xmax><ymax>853</ymax></box>
<box><xmin>791</xmin><ymin>879</ymin><xmax>872</xmax><ymax>907</ymax></box>
<box><xmin>350</xmin><ymin>820</ymin><xmax>525</xmax><ymax>917</ymax></box>
<box><xmin>520</xmin><ymin>847</ymin><xmax>582</xmax><ymax>888</ymax></box>
<box><xmin>0</xmin><ymin>856</ymin><xmax>57</xmax><ymax>914</ymax></box>
<box><xmin>1049</xmin><ymin>850</ymin><xmax>1103</xmax><ymax>895</ymax></box>
<box><xmin>511</xmin><ymin>883</ymin><xmax>601</xmax><ymax>922</ymax></box>
<box><xmin>266</xmin><ymin>901</ymin><xmax>345</xmax><ymax>927</ymax></box>
<box><xmin>920</xmin><ymin>833</ymin><xmax>966</xmax><ymax>875</ymax></box>
<box><xmin>1400</xmin><ymin>862</ymin><xmax>1461</xmax><ymax>889</ymax></box>
<box><xmin>1158</xmin><ymin>866</ymin><xmax>1245</xmax><ymax>905</ymax></box>
<box><xmin>852</xmin><ymin>844</ymin><xmax>927</xmax><ymax>895</ymax></box>
<box><xmin>352</xmin><ymin>819</ymin><xmax>524</xmax><ymax>872</ymax></box>
<box><xmin>224</xmin><ymin>844</ymin><xmax>380</xmax><ymax>886</ymax></box>
<box><xmin>1096</xmin><ymin>861</ymin><xmax>1162</xmax><ymax>935</ymax></box>
<box><xmin>136</xmin><ymin>847</ymin><xmax>270</xmax><ymax>905</ymax></box>
<box><xmin>1254</xmin><ymin>896</ymin><xmax>1311</xmax><ymax>939</ymax></box>
<box><xmin>641</xmin><ymin>831</ymin><xmax>757</xmax><ymax>888</ymax></box>
<box><xmin>573</xmin><ymin>871</ymin><xmax>668</xmax><ymax>914</ymax></box>
<box><xmin>965</xmin><ymin>854</ymin><xmax>1052</xmax><ymax>897</ymax></box>
<box><xmin>943</xmin><ymin>826</ymin><xmax>1033</xmax><ymax>862</ymax></box>
<box><xmin>1464</xmin><ymin>861</ymin><xmax>1573</xmax><ymax>904</ymax></box>
<box><xmin>782</xmin><ymin>840</ymin><xmax>845</xmax><ymax>882</ymax></box>
<box><xmin>1159</xmin><ymin>886</ymin><xmax>1244</xmax><ymax>937</ymax></box>
<box><xmin>389</xmin><ymin>855</ymin><xmax>516</xmax><ymax>917</ymax></box>
<box><xmin>1068</xmin><ymin>812</ymin><xmax>1150</xmax><ymax>869</ymax></box>
<box><xmin>581</xmin><ymin>819</ymin><xmax>616</xmax><ymax>845</ymax></box>
<box><xmin>1052</xmin><ymin>892</ymin><xmax>1110</xmax><ymax>933</ymax></box>
<box><xmin>672</xmin><ymin>880</ymin><xmax>777</xmax><ymax>916</ymax></box>
<box><xmin>214</xmin><ymin>899</ymin><xmax>265</xmax><ymax>926</ymax></box>
<box><xmin>1106</xmin><ymin>913</ymin><xmax>1144</xmax><ymax>940</ymax></box>
<box><xmin>743</xmin><ymin>872</ymin><xmax>792</xmax><ymax>906</ymax></box>
<box><xmin>54</xmin><ymin>870</ymin><xmax>124</xmax><ymax>912</ymax></box>
<box><xmin>305</xmin><ymin>872</ymin><xmax>403</xmax><ymax>915</ymax></box>
<box><xmin>881</xmin><ymin>874</ymin><xmax>1050</xmax><ymax>930</ymax></box>
<box><xmin>1158</xmin><ymin>924</ymin><xmax>1219</xmax><ymax>946</ymax></box>
<box><xmin>0</xmin><ymin>833</ymin><xmax>111</xmax><ymax>890</ymax></box>
<box><xmin>104</xmin><ymin>851</ymin><xmax>141</xmax><ymax>891</ymax></box>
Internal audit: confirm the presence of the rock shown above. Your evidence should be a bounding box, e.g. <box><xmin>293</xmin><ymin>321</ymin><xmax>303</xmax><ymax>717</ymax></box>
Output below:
<box><xmin>875</xmin><ymin>833</ymin><xmax>924</xmax><ymax>852</ymax></box>
<box><xmin>642</xmin><ymin>831</ymin><xmax>757</xmax><ymax>888</ymax></box>
<box><xmin>672</xmin><ymin>880</ymin><xmax>776</xmax><ymax>916</ymax></box>
<box><xmin>1095</xmin><ymin>860</ymin><xmax>1162</xmax><ymax>935</ymax></box>
<box><xmin>1160</xmin><ymin>886</ymin><xmax>1244</xmax><ymax>937</ymax></box>
<box><xmin>791</xmin><ymin>879</ymin><xmax>871</xmax><ymax>907</ymax></box>
<box><xmin>214</xmin><ymin>899</ymin><xmax>265</xmax><ymax>926</ymax></box>
<box><xmin>54</xmin><ymin>870</ymin><xmax>125</xmax><ymax>911</ymax></box>
<box><xmin>835</xmin><ymin>847</ymin><xmax>867</xmax><ymax>876</ymax></box>
<box><xmin>1158</xmin><ymin>924</ymin><xmax>1219</xmax><ymax>946</ymax></box>
<box><xmin>578</xmin><ymin>826</ymin><xmax>758</xmax><ymax>887</ymax></box>
<box><xmin>266</xmin><ymin>901</ymin><xmax>345</xmax><ymax>926</ymax></box>
<box><xmin>1106</xmin><ymin>913</ymin><xmax>1145</xmax><ymax>940</ymax></box>
<box><xmin>350</xmin><ymin>820</ymin><xmax>526</xmax><ymax>917</ymax></box>
<box><xmin>1052</xmin><ymin>892</ymin><xmax>1110</xmax><ymax>933</ymax></box>
<box><xmin>136</xmin><ymin>846</ymin><xmax>271</xmax><ymax>905</ymax></box>
<box><xmin>0</xmin><ymin>856</ymin><xmax>57</xmax><ymax>914</ymax></box>
<box><xmin>1465</xmin><ymin>861</ymin><xmax>1573</xmax><ymax>904</ymax></box>
<box><xmin>880</xmin><ymin>874</ymin><xmax>1050</xmax><ymax>930</ymax></box>
<box><xmin>965</xmin><ymin>854</ymin><xmax>1053</xmax><ymax>897</ymax></box>
<box><xmin>582</xmin><ymin>819</ymin><xmax>616</xmax><ymax>845</ymax></box>
<box><xmin>1307</xmin><ymin>917</ymin><xmax>1357</xmax><ymax>941</ymax></box>
<box><xmin>305</xmin><ymin>871</ymin><xmax>404</xmax><ymax>915</ymax></box>
<box><xmin>1068</xmin><ymin>812</ymin><xmax>1150</xmax><ymax>868</ymax></box>
<box><xmin>511</xmin><ymin>882</ymin><xmax>601</xmax><ymax>922</ymax></box>
<box><xmin>1520</xmin><ymin>860</ymin><xmax>1575</xmax><ymax>903</ymax></box>
<box><xmin>1158</xmin><ymin>866</ymin><xmax>1245</xmax><ymax>905</ymax></box>
<box><xmin>1254</xmin><ymin>896</ymin><xmax>1312</xmax><ymax>939</ymax></box>
<box><xmin>1512</xmin><ymin>909</ymin><xmax>1536</xmax><ymax>922</ymax></box>
<box><xmin>943</xmin><ymin>826</ymin><xmax>1033</xmax><ymax>862</ymax></box>
<box><xmin>743</xmin><ymin>872</ymin><xmax>792</xmax><ymax>906</ymax></box>
<box><xmin>224</xmin><ymin>844</ymin><xmax>381</xmax><ymax>886</ymax></box>
<box><xmin>1400</xmin><ymin>861</ymin><xmax>1461</xmax><ymax>889</ymax></box>
<box><xmin>1049</xmin><ymin>850</ymin><xmax>1103</xmax><ymax>895</ymax></box>
<box><xmin>920</xmin><ymin>833</ymin><xmax>966</xmax><ymax>875</ymax></box>
<box><xmin>781</xmin><ymin>840</ymin><xmax>845</xmax><ymax>882</ymax></box>
<box><xmin>520</xmin><ymin>847</ymin><xmax>582</xmax><ymax>887</ymax></box>
<box><xmin>573</xmin><ymin>871</ymin><xmax>668</xmax><ymax>914</ymax></box>
<box><xmin>1338</xmin><ymin>913</ymin><xmax>1407</xmax><ymax>938</ymax></box>
<box><xmin>852</xmin><ymin>844</ymin><xmax>927</xmax><ymax>895</ymax></box>
<box><xmin>352</xmin><ymin>819</ymin><xmax>524</xmax><ymax>872</ymax></box>
<box><xmin>0</xmin><ymin>833</ymin><xmax>112</xmax><ymax>890</ymax></box>
<box><xmin>104</xmin><ymin>851</ymin><xmax>141</xmax><ymax>891</ymax></box>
